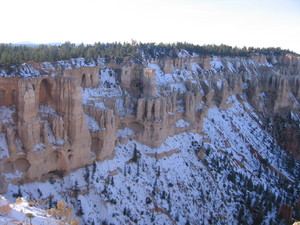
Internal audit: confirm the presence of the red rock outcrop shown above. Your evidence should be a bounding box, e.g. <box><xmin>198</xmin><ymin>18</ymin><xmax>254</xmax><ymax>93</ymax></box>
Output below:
<box><xmin>1</xmin><ymin>52</ymin><xmax>300</xmax><ymax>193</ymax></box>
<box><xmin>0</xmin><ymin>69</ymin><xmax>95</xmax><ymax>188</ymax></box>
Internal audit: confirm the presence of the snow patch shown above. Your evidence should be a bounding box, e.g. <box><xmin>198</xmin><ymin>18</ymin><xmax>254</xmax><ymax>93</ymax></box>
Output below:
<box><xmin>216</xmin><ymin>79</ymin><xmax>222</xmax><ymax>89</ymax></box>
<box><xmin>148</xmin><ymin>63</ymin><xmax>167</xmax><ymax>87</ymax></box>
<box><xmin>117</xmin><ymin>128</ymin><xmax>135</xmax><ymax>138</ymax></box>
<box><xmin>211</xmin><ymin>57</ymin><xmax>223</xmax><ymax>71</ymax></box>
<box><xmin>0</xmin><ymin>133</ymin><xmax>9</xmax><ymax>159</ymax></box>
<box><xmin>291</xmin><ymin>111</ymin><xmax>300</xmax><ymax>122</ymax></box>
<box><xmin>175</xmin><ymin>119</ymin><xmax>190</xmax><ymax>128</ymax></box>
<box><xmin>4</xmin><ymin>170</ymin><xmax>23</xmax><ymax>180</ymax></box>
<box><xmin>33</xmin><ymin>143</ymin><xmax>46</xmax><ymax>152</ymax></box>
<box><xmin>84</xmin><ymin>114</ymin><xmax>100</xmax><ymax>132</ymax></box>
<box><xmin>100</xmin><ymin>69</ymin><xmax>117</xmax><ymax>88</ymax></box>
<box><xmin>39</xmin><ymin>105</ymin><xmax>58</xmax><ymax>117</ymax></box>
<box><xmin>0</xmin><ymin>106</ymin><xmax>15</xmax><ymax>124</ymax></box>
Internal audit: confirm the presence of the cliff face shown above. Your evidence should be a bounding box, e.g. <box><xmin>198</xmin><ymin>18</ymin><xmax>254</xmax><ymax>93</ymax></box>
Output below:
<box><xmin>0</xmin><ymin>53</ymin><xmax>300</xmax><ymax>192</ymax></box>
<box><xmin>1</xmin><ymin>52</ymin><xmax>300</xmax><ymax>224</ymax></box>
<box><xmin>0</xmin><ymin>70</ymin><xmax>93</xmax><ymax>184</ymax></box>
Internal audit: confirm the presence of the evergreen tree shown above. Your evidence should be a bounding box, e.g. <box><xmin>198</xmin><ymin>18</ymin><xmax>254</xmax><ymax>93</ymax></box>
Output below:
<box><xmin>92</xmin><ymin>161</ymin><xmax>97</xmax><ymax>180</ymax></box>
<box><xmin>132</xmin><ymin>145</ymin><xmax>138</xmax><ymax>162</ymax></box>
<box><xmin>17</xmin><ymin>186</ymin><xmax>22</xmax><ymax>198</ymax></box>
<box><xmin>110</xmin><ymin>176</ymin><xmax>114</xmax><ymax>186</ymax></box>
<box><xmin>0</xmin><ymin>42</ymin><xmax>295</xmax><ymax>68</ymax></box>
<box><xmin>124</xmin><ymin>165</ymin><xmax>127</xmax><ymax>177</ymax></box>
<box><xmin>74</xmin><ymin>180</ymin><xmax>79</xmax><ymax>197</ymax></box>
<box><xmin>84</xmin><ymin>165</ymin><xmax>90</xmax><ymax>183</ymax></box>
<box><xmin>48</xmin><ymin>194</ymin><xmax>53</xmax><ymax>209</ymax></box>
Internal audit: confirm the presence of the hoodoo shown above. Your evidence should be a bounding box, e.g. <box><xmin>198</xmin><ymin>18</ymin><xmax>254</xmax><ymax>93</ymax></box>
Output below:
<box><xmin>0</xmin><ymin>46</ymin><xmax>300</xmax><ymax>224</ymax></box>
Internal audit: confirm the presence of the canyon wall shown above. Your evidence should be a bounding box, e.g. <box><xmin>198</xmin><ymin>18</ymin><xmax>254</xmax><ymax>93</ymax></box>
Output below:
<box><xmin>0</xmin><ymin>53</ymin><xmax>300</xmax><ymax>193</ymax></box>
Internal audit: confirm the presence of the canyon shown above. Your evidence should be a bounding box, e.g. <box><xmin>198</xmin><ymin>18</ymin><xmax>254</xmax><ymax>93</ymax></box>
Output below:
<box><xmin>0</xmin><ymin>50</ymin><xmax>300</xmax><ymax>224</ymax></box>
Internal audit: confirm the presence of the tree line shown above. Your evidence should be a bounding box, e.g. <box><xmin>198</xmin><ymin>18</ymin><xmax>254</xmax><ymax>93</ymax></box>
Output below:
<box><xmin>0</xmin><ymin>41</ymin><xmax>294</xmax><ymax>68</ymax></box>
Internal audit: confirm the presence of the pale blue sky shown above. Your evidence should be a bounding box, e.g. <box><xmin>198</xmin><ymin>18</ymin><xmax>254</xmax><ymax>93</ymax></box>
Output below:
<box><xmin>1</xmin><ymin>0</ymin><xmax>299</xmax><ymax>53</ymax></box>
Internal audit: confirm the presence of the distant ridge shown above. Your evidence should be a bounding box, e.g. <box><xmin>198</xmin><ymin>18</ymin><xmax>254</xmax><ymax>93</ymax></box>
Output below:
<box><xmin>0</xmin><ymin>41</ymin><xmax>297</xmax><ymax>67</ymax></box>
<box><xmin>8</xmin><ymin>42</ymin><xmax>63</xmax><ymax>47</ymax></box>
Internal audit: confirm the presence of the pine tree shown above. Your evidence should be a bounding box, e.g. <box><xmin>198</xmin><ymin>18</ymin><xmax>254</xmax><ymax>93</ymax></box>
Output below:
<box><xmin>157</xmin><ymin>166</ymin><xmax>161</xmax><ymax>177</ymax></box>
<box><xmin>258</xmin><ymin>164</ymin><xmax>262</xmax><ymax>178</ymax></box>
<box><xmin>25</xmin><ymin>213</ymin><xmax>35</xmax><ymax>225</ymax></box>
<box><xmin>167</xmin><ymin>193</ymin><xmax>171</xmax><ymax>212</ymax></box>
<box><xmin>128</xmin><ymin>166</ymin><xmax>131</xmax><ymax>175</ymax></box>
<box><xmin>48</xmin><ymin>194</ymin><xmax>53</xmax><ymax>209</ymax></box>
<box><xmin>77</xmin><ymin>199</ymin><xmax>84</xmax><ymax>216</ymax></box>
<box><xmin>102</xmin><ymin>185</ymin><xmax>107</xmax><ymax>195</ymax></box>
<box><xmin>92</xmin><ymin>161</ymin><xmax>97</xmax><ymax>180</ymax></box>
<box><xmin>37</xmin><ymin>188</ymin><xmax>43</xmax><ymax>198</ymax></box>
<box><xmin>124</xmin><ymin>165</ymin><xmax>127</xmax><ymax>177</ymax></box>
<box><xmin>136</xmin><ymin>161</ymin><xmax>140</xmax><ymax>176</ymax></box>
<box><xmin>74</xmin><ymin>180</ymin><xmax>79</xmax><ymax>197</ymax></box>
<box><xmin>17</xmin><ymin>186</ymin><xmax>22</xmax><ymax>198</ymax></box>
<box><xmin>84</xmin><ymin>165</ymin><xmax>90</xmax><ymax>190</ymax></box>
<box><xmin>132</xmin><ymin>145</ymin><xmax>138</xmax><ymax>162</ymax></box>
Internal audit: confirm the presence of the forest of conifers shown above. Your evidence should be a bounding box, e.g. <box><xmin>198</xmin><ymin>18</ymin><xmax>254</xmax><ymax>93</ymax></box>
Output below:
<box><xmin>0</xmin><ymin>41</ymin><xmax>294</xmax><ymax>68</ymax></box>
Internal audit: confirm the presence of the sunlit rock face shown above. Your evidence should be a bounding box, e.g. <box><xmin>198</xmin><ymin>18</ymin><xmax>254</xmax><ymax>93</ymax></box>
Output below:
<box><xmin>0</xmin><ymin>51</ymin><xmax>300</xmax><ymax>224</ymax></box>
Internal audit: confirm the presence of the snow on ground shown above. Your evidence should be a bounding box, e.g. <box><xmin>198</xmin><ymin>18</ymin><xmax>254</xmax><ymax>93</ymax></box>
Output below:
<box><xmin>291</xmin><ymin>111</ymin><xmax>300</xmax><ymax>122</ymax></box>
<box><xmin>100</xmin><ymin>69</ymin><xmax>117</xmax><ymax>89</ymax></box>
<box><xmin>18</xmin><ymin>64</ymin><xmax>41</xmax><ymax>77</ymax></box>
<box><xmin>39</xmin><ymin>105</ymin><xmax>59</xmax><ymax>117</ymax></box>
<box><xmin>0</xmin><ymin>195</ymin><xmax>63</xmax><ymax>225</ymax></box>
<box><xmin>216</xmin><ymin>79</ymin><xmax>223</xmax><ymax>89</ymax></box>
<box><xmin>33</xmin><ymin>143</ymin><xmax>46</xmax><ymax>153</ymax></box>
<box><xmin>224</xmin><ymin>60</ymin><xmax>236</xmax><ymax>72</ymax></box>
<box><xmin>1</xmin><ymin>55</ymin><xmax>299</xmax><ymax>224</ymax></box>
<box><xmin>57</xmin><ymin>58</ymin><xmax>96</xmax><ymax>70</ymax></box>
<box><xmin>148</xmin><ymin>63</ymin><xmax>167</xmax><ymax>87</ymax></box>
<box><xmin>0</xmin><ymin>106</ymin><xmax>15</xmax><ymax>124</ymax></box>
<box><xmin>94</xmin><ymin>102</ymin><xmax>106</xmax><ymax>110</ymax></box>
<box><xmin>5</xmin><ymin>94</ymin><xmax>298</xmax><ymax>225</ymax></box>
<box><xmin>170</xmin><ymin>83</ymin><xmax>187</xmax><ymax>92</ymax></box>
<box><xmin>117</xmin><ymin>128</ymin><xmax>135</xmax><ymax>138</ymax></box>
<box><xmin>0</xmin><ymin>57</ymin><xmax>102</xmax><ymax>78</ymax></box>
<box><xmin>175</xmin><ymin>119</ymin><xmax>190</xmax><ymax>128</ymax></box>
<box><xmin>190</xmin><ymin>62</ymin><xmax>201</xmax><ymax>74</ymax></box>
<box><xmin>7</xmin><ymin>131</ymin><xmax>235</xmax><ymax>225</ymax></box>
<box><xmin>84</xmin><ymin>114</ymin><xmax>101</xmax><ymax>132</ymax></box>
<box><xmin>40</xmin><ymin>62</ymin><xmax>56</xmax><ymax>73</ymax></box>
<box><xmin>3</xmin><ymin>170</ymin><xmax>23</xmax><ymax>182</ymax></box>
<box><xmin>0</xmin><ymin>133</ymin><xmax>9</xmax><ymax>160</ymax></box>
<box><xmin>177</xmin><ymin>49</ymin><xmax>192</xmax><ymax>58</ymax></box>
<box><xmin>82</xmin><ymin>87</ymin><xmax>121</xmax><ymax>105</ymax></box>
<box><xmin>82</xmin><ymin>68</ymin><xmax>122</xmax><ymax>109</ymax></box>
<box><xmin>148</xmin><ymin>62</ymin><xmax>199</xmax><ymax>93</ymax></box>
<box><xmin>204</xmin><ymin>96</ymin><xmax>288</xmax><ymax>170</ymax></box>
<box><xmin>211</xmin><ymin>57</ymin><xmax>223</xmax><ymax>71</ymax></box>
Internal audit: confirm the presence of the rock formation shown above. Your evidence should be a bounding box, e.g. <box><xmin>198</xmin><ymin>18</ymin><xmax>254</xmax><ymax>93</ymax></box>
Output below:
<box><xmin>0</xmin><ymin>52</ymin><xmax>300</xmax><ymax>194</ymax></box>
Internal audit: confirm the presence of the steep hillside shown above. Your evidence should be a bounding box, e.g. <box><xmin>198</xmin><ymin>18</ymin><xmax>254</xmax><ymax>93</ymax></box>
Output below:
<box><xmin>0</xmin><ymin>48</ymin><xmax>300</xmax><ymax>224</ymax></box>
<box><xmin>0</xmin><ymin>195</ymin><xmax>78</xmax><ymax>224</ymax></box>
<box><xmin>4</xmin><ymin>95</ymin><xmax>300</xmax><ymax>224</ymax></box>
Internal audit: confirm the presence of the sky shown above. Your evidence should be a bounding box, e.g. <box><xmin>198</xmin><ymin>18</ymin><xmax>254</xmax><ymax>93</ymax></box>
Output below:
<box><xmin>0</xmin><ymin>0</ymin><xmax>299</xmax><ymax>53</ymax></box>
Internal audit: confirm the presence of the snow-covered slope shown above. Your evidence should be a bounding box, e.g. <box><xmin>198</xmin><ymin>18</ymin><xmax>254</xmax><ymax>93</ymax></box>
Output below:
<box><xmin>0</xmin><ymin>195</ymin><xmax>75</xmax><ymax>225</ymax></box>
<box><xmin>4</xmin><ymin>95</ymin><xmax>299</xmax><ymax>224</ymax></box>
<box><xmin>1</xmin><ymin>48</ymin><xmax>300</xmax><ymax>224</ymax></box>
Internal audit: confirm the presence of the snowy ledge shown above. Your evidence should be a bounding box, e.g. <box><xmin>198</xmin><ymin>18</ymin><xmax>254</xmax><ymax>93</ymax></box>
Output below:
<box><xmin>175</xmin><ymin>119</ymin><xmax>190</xmax><ymax>128</ymax></box>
